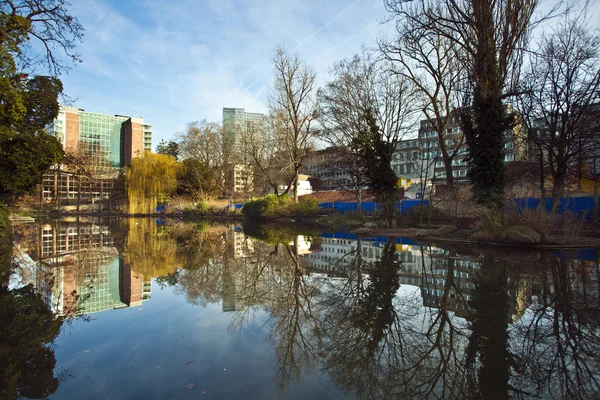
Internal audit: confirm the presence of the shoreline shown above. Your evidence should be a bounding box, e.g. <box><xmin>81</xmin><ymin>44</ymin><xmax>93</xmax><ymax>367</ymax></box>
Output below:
<box><xmin>17</xmin><ymin>211</ymin><xmax>600</xmax><ymax>249</ymax></box>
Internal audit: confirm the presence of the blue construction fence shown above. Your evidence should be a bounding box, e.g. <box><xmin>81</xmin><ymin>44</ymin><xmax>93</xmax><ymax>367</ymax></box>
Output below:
<box><xmin>317</xmin><ymin>200</ymin><xmax>429</xmax><ymax>215</ymax></box>
<box><xmin>512</xmin><ymin>196</ymin><xmax>600</xmax><ymax>220</ymax></box>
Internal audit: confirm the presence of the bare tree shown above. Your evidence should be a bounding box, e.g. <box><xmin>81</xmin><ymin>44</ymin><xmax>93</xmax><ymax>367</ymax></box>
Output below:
<box><xmin>380</xmin><ymin>18</ymin><xmax>467</xmax><ymax>213</ymax></box>
<box><xmin>517</xmin><ymin>11</ymin><xmax>600</xmax><ymax>209</ymax></box>
<box><xmin>320</xmin><ymin>53</ymin><xmax>416</xmax><ymax>148</ymax></box>
<box><xmin>268</xmin><ymin>46</ymin><xmax>318</xmax><ymax>202</ymax></box>
<box><xmin>318</xmin><ymin>52</ymin><xmax>416</xmax><ymax>216</ymax></box>
<box><xmin>245</xmin><ymin>113</ymin><xmax>292</xmax><ymax>195</ymax></box>
<box><xmin>177</xmin><ymin>120</ymin><xmax>223</xmax><ymax>168</ymax></box>
<box><xmin>0</xmin><ymin>0</ymin><xmax>84</xmax><ymax>76</ymax></box>
<box><xmin>384</xmin><ymin>0</ymin><xmax>554</xmax><ymax>209</ymax></box>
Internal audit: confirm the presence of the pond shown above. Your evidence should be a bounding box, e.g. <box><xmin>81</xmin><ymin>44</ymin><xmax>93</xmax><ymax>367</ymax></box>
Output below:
<box><xmin>2</xmin><ymin>217</ymin><xmax>600</xmax><ymax>399</ymax></box>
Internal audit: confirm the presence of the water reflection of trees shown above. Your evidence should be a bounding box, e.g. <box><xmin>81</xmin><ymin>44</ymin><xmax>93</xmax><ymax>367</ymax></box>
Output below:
<box><xmin>229</xmin><ymin>230</ymin><xmax>324</xmax><ymax>390</ymax></box>
<box><xmin>164</xmin><ymin>223</ymin><xmax>326</xmax><ymax>389</ymax></box>
<box><xmin>168</xmin><ymin>223</ymin><xmax>229</xmax><ymax>305</ymax></box>
<box><xmin>0</xmin><ymin>285</ymin><xmax>64</xmax><ymax>400</ymax></box>
<box><xmin>125</xmin><ymin>218</ymin><xmax>181</xmax><ymax>279</ymax></box>
<box><xmin>160</xmin><ymin>223</ymin><xmax>600</xmax><ymax>399</ymax></box>
<box><xmin>1</xmin><ymin>219</ymin><xmax>63</xmax><ymax>399</ymax></box>
<box><xmin>318</xmin><ymin>239</ymin><xmax>475</xmax><ymax>399</ymax></box>
<box><xmin>259</xmin><ymin>237</ymin><xmax>323</xmax><ymax>389</ymax></box>
<box><xmin>510</xmin><ymin>254</ymin><xmax>600</xmax><ymax>399</ymax></box>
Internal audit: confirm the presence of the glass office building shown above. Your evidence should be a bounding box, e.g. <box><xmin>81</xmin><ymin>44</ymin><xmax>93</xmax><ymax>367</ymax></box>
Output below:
<box><xmin>50</xmin><ymin>106</ymin><xmax>152</xmax><ymax>168</ymax></box>
<box><xmin>44</xmin><ymin>107</ymin><xmax>152</xmax><ymax>202</ymax></box>
<box><xmin>78</xmin><ymin>112</ymin><xmax>128</xmax><ymax>167</ymax></box>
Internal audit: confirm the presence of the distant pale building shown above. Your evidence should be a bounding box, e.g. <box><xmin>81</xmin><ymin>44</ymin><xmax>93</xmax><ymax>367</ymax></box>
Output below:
<box><xmin>304</xmin><ymin>147</ymin><xmax>360</xmax><ymax>191</ymax></box>
<box><xmin>269</xmin><ymin>174</ymin><xmax>313</xmax><ymax>197</ymax></box>
<box><xmin>222</xmin><ymin>107</ymin><xmax>265</xmax><ymax>163</ymax></box>
<box><xmin>294</xmin><ymin>175</ymin><xmax>313</xmax><ymax>197</ymax></box>
<box><xmin>391</xmin><ymin>139</ymin><xmax>432</xmax><ymax>199</ymax></box>
<box><xmin>221</xmin><ymin>163</ymin><xmax>254</xmax><ymax>195</ymax></box>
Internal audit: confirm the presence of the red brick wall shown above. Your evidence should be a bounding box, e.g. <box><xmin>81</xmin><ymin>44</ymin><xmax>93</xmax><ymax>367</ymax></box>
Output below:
<box><xmin>121</xmin><ymin>119</ymin><xmax>144</xmax><ymax>166</ymax></box>
<box><xmin>65</xmin><ymin>112</ymin><xmax>79</xmax><ymax>151</ymax></box>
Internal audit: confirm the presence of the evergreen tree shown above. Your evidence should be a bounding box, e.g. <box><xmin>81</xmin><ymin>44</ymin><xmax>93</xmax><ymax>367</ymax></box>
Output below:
<box><xmin>353</xmin><ymin>109</ymin><xmax>399</xmax><ymax>227</ymax></box>
<box><xmin>0</xmin><ymin>1</ymin><xmax>83</xmax><ymax>202</ymax></box>
<box><xmin>155</xmin><ymin>139</ymin><xmax>180</xmax><ymax>160</ymax></box>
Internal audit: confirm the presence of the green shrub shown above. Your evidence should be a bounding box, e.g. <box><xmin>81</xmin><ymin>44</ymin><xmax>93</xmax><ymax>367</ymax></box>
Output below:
<box><xmin>295</xmin><ymin>197</ymin><xmax>319</xmax><ymax>217</ymax></box>
<box><xmin>242</xmin><ymin>194</ymin><xmax>319</xmax><ymax>219</ymax></box>
<box><xmin>196</xmin><ymin>201</ymin><xmax>208</xmax><ymax>214</ymax></box>
<box><xmin>243</xmin><ymin>194</ymin><xmax>282</xmax><ymax>218</ymax></box>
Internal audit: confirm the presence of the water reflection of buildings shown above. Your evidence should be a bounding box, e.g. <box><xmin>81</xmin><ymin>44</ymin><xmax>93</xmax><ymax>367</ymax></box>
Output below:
<box><xmin>13</xmin><ymin>222</ymin><xmax>151</xmax><ymax>316</ymax></box>
<box><xmin>207</xmin><ymin>229</ymin><xmax>599</xmax><ymax>325</ymax></box>
<box><xmin>420</xmin><ymin>248</ymin><xmax>480</xmax><ymax>317</ymax></box>
<box><xmin>302</xmin><ymin>235</ymin><xmax>511</xmax><ymax>319</ymax></box>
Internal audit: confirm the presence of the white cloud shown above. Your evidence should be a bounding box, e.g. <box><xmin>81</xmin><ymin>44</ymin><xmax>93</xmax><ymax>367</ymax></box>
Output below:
<box><xmin>59</xmin><ymin>0</ymin><xmax>391</xmax><ymax>147</ymax></box>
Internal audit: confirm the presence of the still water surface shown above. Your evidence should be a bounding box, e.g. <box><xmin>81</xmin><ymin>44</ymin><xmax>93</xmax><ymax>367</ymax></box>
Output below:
<box><xmin>3</xmin><ymin>218</ymin><xmax>600</xmax><ymax>399</ymax></box>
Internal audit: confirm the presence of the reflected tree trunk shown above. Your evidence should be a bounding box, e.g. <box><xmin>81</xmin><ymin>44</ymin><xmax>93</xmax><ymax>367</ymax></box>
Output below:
<box><xmin>467</xmin><ymin>251</ymin><xmax>510</xmax><ymax>400</ymax></box>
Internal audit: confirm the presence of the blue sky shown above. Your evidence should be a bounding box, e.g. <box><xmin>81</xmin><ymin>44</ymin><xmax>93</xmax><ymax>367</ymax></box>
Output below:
<box><xmin>59</xmin><ymin>0</ymin><xmax>392</xmax><ymax>149</ymax></box>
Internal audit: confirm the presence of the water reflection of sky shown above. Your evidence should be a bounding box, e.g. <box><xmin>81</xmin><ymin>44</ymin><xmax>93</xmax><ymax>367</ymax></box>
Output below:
<box><xmin>53</xmin><ymin>283</ymin><xmax>343</xmax><ymax>399</ymax></box>
<box><xmin>6</xmin><ymin>219</ymin><xmax>600</xmax><ymax>400</ymax></box>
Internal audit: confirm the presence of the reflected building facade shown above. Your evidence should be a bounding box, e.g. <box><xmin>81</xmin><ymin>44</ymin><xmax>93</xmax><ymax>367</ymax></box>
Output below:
<box><xmin>300</xmin><ymin>235</ymin><xmax>530</xmax><ymax>320</ymax></box>
<box><xmin>12</xmin><ymin>221</ymin><xmax>151</xmax><ymax>316</ymax></box>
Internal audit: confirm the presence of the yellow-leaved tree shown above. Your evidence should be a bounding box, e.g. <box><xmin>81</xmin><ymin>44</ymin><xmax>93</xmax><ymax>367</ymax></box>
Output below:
<box><xmin>125</xmin><ymin>218</ymin><xmax>181</xmax><ymax>279</ymax></box>
<box><xmin>126</xmin><ymin>152</ymin><xmax>179</xmax><ymax>214</ymax></box>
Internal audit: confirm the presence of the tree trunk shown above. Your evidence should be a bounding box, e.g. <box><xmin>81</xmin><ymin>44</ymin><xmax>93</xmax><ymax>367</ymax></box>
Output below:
<box><xmin>56</xmin><ymin>169</ymin><xmax>61</xmax><ymax>216</ymax></box>
<box><xmin>466</xmin><ymin>0</ymin><xmax>506</xmax><ymax>211</ymax></box>
<box><xmin>293</xmin><ymin>171</ymin><xmax>299</xmax><ymax>203</ymax></box>
<box><xmin>427</xmin><ymin>185</ymin><xmax>434</xmax><ymax>229</ymax></box>
<box><xmin>53</xmin><ymin>169</ymin><xmax>58</xmax><ymax>210</ymax></box>
<box><xmin>385</xmin><ymin>201</ymin><xmax>397</xmax><ymax>228</ymax></box>
<box><xmin>441</xmin><ymin>151</ymin><xmax>456</xmax><ymax>201</ymax></box>
<box><xmin>593</xmin><ymin>178</ymin><xmax>599</xmax><ymax>224</ymax></box>
<box><xmin>538</xmin><ymin>147</ymin><xmax>546</xmax><ymax>204</ymax></box>
<box><xmin>77</xmin><ymin>174</ymin><xmax>81</xmax><ymax>213</ymax></box>
<box><xmin>550</xmin><ymin>173</ymin><xmax>565</xmax><ymax>212</ymax></box>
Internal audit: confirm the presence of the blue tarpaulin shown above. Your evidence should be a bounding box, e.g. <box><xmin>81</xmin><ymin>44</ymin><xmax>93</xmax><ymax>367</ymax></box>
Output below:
<box><xmin>512</xmin><ymin>196</ymin><xmax>600</xmax><ymax>220</ymax></box>
<box><xmin>317</xmin><ymin>200</ymin><xmax>429</xmax><ymax>215</ymax></box>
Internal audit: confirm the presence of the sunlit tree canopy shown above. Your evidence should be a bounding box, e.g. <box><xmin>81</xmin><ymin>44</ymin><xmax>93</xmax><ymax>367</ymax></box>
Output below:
<box><xmin>126</xmin><ymin>152</ymin><xmax>179</xmax><ymax>214</ymax></box>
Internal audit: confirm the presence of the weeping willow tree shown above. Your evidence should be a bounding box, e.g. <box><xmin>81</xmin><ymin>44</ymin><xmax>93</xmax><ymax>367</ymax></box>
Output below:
<box><xmin>125</xmin><ymin>219</ymin><xmax>182</xmax><ymax>279</ymax></box>
<box><xmin>126</xmin><ymin>152</ymin><xmax>179</xmax><ymax>214</ymax></box>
